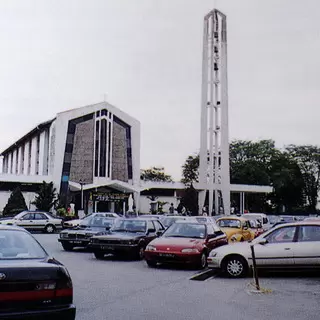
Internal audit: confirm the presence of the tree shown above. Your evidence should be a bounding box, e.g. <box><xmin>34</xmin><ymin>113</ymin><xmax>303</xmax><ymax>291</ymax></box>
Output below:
<box><xmin>179</xmin><ymin>184</ymin><xmax>198</xmax><ymax>215</ymax></box>
<box><xmin>32</xmin><ymin>181</ymin><xmax>58</xmax><ymax>212</ymax></box>
<box><xmin>3</xmin><ymin>187</ymin><xmax>27</xmax><ymax>216</ymax></box>
<box><xmin>140</xmin><ymin>167</ymin><xmax>173</xmax><ymax>182</ymax></box>
<box><xmin>286</xmin><ymin>145</ymin><xmax>320</xmax><ymax>211</ymax></box>
<box><xmin>181</xmin><ymin>154</ymin><xmax>199</xmax><ymax>185</ymax></box>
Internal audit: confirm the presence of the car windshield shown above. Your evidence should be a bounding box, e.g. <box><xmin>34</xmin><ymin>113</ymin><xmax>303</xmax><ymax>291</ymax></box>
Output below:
<box><xmin>111</xmin><ymin>219</ymin><xmax>146</xmax><ymax>233</ymax></box>
<box><xmin>217</xmin><ymin>219</ymin><xmax>241</xmax><ymax>229</ymax></box>
<box><xmin>163</xmin><ymin>223</ymin><xmax>206</xmax><ymax>239</ymax></box>
<box><xmin>161</xmin><ymin>217</ymin><xmax>184</xmax><ymax>227</ymax></box>
<box><xmin>86</xmin><ymin>216</ymin><xmax>114</xmax><ymax>228</ymax></box>
<box><xmin>0</xmin><ymin>230</ymin><xmax>47</xmax><ymax>260</ymax></box>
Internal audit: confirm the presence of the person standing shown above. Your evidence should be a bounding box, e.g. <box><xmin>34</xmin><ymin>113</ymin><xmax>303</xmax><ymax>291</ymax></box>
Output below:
<box><xmin>169</xmin><ymin>203</ymin><xmax>175</xmax><ymax>215</ymax></box>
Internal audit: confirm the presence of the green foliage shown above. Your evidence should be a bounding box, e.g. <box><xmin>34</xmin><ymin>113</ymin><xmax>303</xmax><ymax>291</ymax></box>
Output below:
<box><xmin>56</xmin><ymin>208</ymin><xmax>67</xmax><ymax>217</ymax></box>
<box><xmin>286</xmin><ymin>145</ymin><xmax>320</xmax><ymax>211</ymax></box>
<box><xmin>141</xmin><ymin>167</ymin><xmax>173</xmax><ymax>182</ymax></box>
<box><xmin>181</xmin><ymin>139</ymin><xmax>318</xmax><ymax>213</ymax></box>
<box><xmin>181</xmin><ymin>155</ymin><xmax>199</xmax><ymax>185</ymax></box>
<box><xmin>157</xmin><ymin>201</ymin><xmax>168</xmax><ymax>214</ymax></box>
<box><xmin>32</xmin><ymin>181</ymin><xmax>58</xmax><ymax>212</ymax></box>
<box><xmin>3</xmin><ymin>187</ymin><xmax>27</xmax><ymax>216</ymax></box>
<box><xmin>179</xmin><ymin>185</ymin><xmax>198</xmax><ymax>215</ymax></box>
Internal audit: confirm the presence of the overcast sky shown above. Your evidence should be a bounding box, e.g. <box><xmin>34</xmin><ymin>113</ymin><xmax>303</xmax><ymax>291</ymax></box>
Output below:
<box><xmin>0</xmin><ymin>0</ymin><xmax>320</xmax><ymax>180</ymax></box>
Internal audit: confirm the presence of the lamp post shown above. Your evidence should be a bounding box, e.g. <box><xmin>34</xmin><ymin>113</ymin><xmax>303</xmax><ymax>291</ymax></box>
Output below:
<box><xmin>79</xmin><ymin>179</ymin><xmax>85</xmax><ymax>210</ymax></box>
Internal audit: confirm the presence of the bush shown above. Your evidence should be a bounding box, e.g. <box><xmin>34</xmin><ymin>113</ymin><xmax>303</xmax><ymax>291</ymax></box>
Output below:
<box><xmin>3</xmin><ymin>187</ymin><xmax>27</xmax><ymax>217</ymax></box>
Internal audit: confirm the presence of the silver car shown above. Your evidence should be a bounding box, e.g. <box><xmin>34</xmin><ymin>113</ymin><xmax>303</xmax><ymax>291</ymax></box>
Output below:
<box><xmin>0</xmin><ymin>211</ymin><xmax>62</xmax><ymax>233</ymax></box>
<box><xmin>207</xmin><ymin>221</ymin><xmax>320</xmax><ymax>277</ymax></box>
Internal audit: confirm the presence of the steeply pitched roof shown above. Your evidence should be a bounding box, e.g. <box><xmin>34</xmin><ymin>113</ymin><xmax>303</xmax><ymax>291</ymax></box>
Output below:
<box><xmin>0</xmin><ymin>118</ymin><xmax>55</xmax><ymax>156</ymax></box>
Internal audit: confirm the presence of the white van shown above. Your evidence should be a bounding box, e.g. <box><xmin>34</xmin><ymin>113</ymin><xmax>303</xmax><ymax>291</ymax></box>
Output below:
<box><xmin>242</xmin><ymin>213</ymin><xmax>272</xmax><ymax>231</ymax></box>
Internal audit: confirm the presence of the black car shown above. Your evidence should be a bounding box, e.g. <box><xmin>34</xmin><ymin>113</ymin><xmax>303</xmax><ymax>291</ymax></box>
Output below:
<box><xmin>0</xmin><ymin>225</ymin><xmax>76</xmax><ymax>319</ymax></box>
<box><xmin>58</xmin><ymin>215</ymin><xmax>115</xmax><ymax>251</ymax></box>
<box><xmin>88</xmin><ymin>218</ymin><xmax>165</xmax><ymax>260</ymax></box>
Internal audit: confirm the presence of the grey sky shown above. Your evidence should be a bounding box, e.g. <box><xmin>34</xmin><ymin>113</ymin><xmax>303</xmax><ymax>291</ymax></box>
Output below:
<box><xmin>0</xmin><ymin>0</ymin><xmax>319</xmax><ymax>180</ymax></box>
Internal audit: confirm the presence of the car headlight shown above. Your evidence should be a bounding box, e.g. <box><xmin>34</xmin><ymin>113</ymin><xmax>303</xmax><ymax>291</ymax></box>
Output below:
<box><xmin>85</xmin><ymin>233</ymin><xmax>93</xmax><ymax>237</ymax></box>
<box><xmin>60</xmin><ymin>233</ymin><xmax>68</xmax><ymax>239</ymax></box>
<box><xmin>146</xmin><ymin>245</ymin><xmax>157</xmax><ymax>251</ymax></box>
<box><xmin>209</xmin><ymin>251</ymin><xmax>218</xmax><ymax>257</ymax></box>
<box><xmin>181</xmin><ymin>248</ymin><xmax>199</xmax><ymax>253</ymax></box>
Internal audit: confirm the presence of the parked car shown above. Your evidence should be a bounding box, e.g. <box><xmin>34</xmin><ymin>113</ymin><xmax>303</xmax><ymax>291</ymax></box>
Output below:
<box><xmin>0</xmin><ymin>224</ymin><xmax>76</xmax><ymax>319</ymax></box>
<box><xmin>89</xmin><ymin>218</ymin><xmax>166</xmax><ymax>260</ymax></box>
<box><xmin>62</xmin><ymin>212</ymin><xmax>119</xmax><ymax>228</ymax></box>
<box><xmin>304</xmin><ymin>217</ymin><xmax>320</xmax><ymax>221</ymax></box>
<box><xmin>0</xmin><ymin>211</ymin><xmax>62</xmax><ymax>233</ymax></box>
<box><xmin>159</xmin><ymin>216</ymin><xmax>187</xmax><ymax>228</ymax></box>
<box><xmin>242</xmin><ymin>213</ymin><xmax>272</xmax><ymax>231</ymax></box>
<box><xmin>248</xmin><ymin>219</ymin><xmax>264</xmax><ymax>238</ymax></box>
<box><xmin>279</xmin><ymin>215</ymin><xmax>299</xmax><ymax>223</ymax></box>
<box><xmin>207</xmin><ymin>221</ymin><xmax>320</xmax><ymax>277</ymax></box>
<box><xmin>58</xmin><ymin>216</ymin><xmax>116</xmax><ymax>251</ymax></box>
<box><xmin>216</xmin><ymin>216</ymin><xmax>255</xmax><ymax>242</ymax></box>
<box><xmin>144</xmin><ymin>221</ymin><xmax>228</xmax><ymax>269</ymax></box>
<box><xmin>190</xmin><ymin>216</ymin><xmax>218</xmax><ymax>224</ymax></box>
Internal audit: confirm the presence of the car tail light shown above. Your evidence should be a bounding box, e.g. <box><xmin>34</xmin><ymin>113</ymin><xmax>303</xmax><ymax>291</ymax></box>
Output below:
<box><xmin>55</xmin><ymin>278</ymin><xmax>73</xmax><ymax>298</ymax></box>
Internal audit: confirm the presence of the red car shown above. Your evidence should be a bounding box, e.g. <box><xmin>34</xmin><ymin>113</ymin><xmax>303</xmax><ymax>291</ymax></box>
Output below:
<box><xmin>144</xmin><ymin>220</ymin><xmax>228</xmax><ymax>269</ymax></box>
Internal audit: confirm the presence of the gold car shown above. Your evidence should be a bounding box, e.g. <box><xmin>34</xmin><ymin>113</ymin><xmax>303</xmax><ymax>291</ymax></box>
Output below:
<box><xmin>216</xmin><ymin>217</ymin><xmax>255</xmax><ymax>242</ymax></box>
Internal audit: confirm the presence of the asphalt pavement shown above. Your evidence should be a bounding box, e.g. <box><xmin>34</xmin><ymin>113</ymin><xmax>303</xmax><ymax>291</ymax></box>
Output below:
<box><xmin>35</xmin><ymin>234</ymin><xmax>320</xmax><ymax>320</ymax></box>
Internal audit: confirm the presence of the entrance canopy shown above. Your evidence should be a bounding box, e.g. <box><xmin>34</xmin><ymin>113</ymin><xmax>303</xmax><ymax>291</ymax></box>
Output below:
<box><xmin>68</xmin><ymin>180</ymin><xmax>140</xmax><ymax>193</ymax></box>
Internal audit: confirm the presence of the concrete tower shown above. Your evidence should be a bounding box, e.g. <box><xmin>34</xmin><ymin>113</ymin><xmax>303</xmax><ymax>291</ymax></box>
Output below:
<box><xmin>198</xmin><ymin>9</ymin><xmax>230</xmax><ymax>216</ymax></box>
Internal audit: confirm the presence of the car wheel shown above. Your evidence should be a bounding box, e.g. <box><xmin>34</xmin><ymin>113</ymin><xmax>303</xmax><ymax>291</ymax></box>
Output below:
<box><xmin>146</xmin><ymin>260</ymin><xmax>157</xmax><ymax>268</ymax></box>
<box><xmin>137</xmin><ymin>246</ymin><xmax>145</xmax><ymax>260</ymax></box>
<box><xmin>223</xmin><ymin>255</ymin><xmax>248</xmax><ymax>278</ymax></box>
<box><xmin>198</xmin><ymin>252</ymin><xmax>207</xmax><ymax>269</ymax></box>
<box><xmin>94</xmin><ymin>251</ymin><xmax>105</xmax><ymax>260</ymax></box>
<box><xmin>45</xmin><ymin>224</ymin><xmax>56</xmax><ymax>234</ymax></box>
<box><xmin>62</xmin><ymin>243</ymin><xmax>74</xmax><ymax>251</ymax></box>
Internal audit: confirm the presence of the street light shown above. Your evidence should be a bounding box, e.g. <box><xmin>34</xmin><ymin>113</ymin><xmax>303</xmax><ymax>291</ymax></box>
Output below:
<box><xmin>79</xmin><ymin>179</ymin><xmax>85</xmax><ymax>210</ymax></box>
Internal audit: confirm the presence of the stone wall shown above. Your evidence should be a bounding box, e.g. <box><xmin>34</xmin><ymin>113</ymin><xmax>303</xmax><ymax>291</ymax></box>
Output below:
<box><xmin>111</xmin><ymin>122</ymin><xmax>128</xmax><ymax>182</ymax></box>
<box><xmin>69</xmin><ymin>119</ymin><xmax>94</xmax><ymax>183</ymax></box>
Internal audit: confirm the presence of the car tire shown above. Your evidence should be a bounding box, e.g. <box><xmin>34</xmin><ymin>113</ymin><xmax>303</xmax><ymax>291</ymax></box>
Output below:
<box><xmin>62</xmin><ymin>243</ymin><xmax>74</xmax><ymax>251</ymax></box>
<box><xmin>197</xmin><ymin>251</ymin><xmax>208</xmax><ymax>270</ymax></box>
<box><xmin>146</xmin><ymin>260</ymin><xmax>157</xmax><ymax>268</ymax></box>
<box><xmin>94</xmin><ymin>251</ymin><xmax>105</xmax><ymax>260</ymax></box>
<box><xmin>222</xmin><ymin>255</ymin><xmax>248</xmax><ymax>278</ymax></box>
<box><xmin>44</xmin><ymin>224</ymin><xmax>56</xmax><ymax>234</ymax></box>
<box><xmin>136</xmin><ymin>246</ymin><xmax>145</xmax><ymax>260</ymax></box>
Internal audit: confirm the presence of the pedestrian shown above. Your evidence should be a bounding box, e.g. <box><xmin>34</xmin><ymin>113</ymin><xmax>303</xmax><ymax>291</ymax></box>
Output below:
<box><xmin>169</xmin><ymin>203</ymin><xmax>175</xmax><ymax>215</ymax></box>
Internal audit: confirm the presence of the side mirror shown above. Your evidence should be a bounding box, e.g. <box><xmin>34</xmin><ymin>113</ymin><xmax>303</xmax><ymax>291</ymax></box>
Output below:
<box><xmin>207</xmin><ymin>234</ymin><xmax>215</xmax><ymax>241</ymax></box>
<box><xmin>258</xmin><ymin>238</ymin><xmax>268</xmax><ymax>245</ymax></box>
<box><xmin>156</xmin><ymin>231</ymin><xmax>163</xmax><ymax>237</ymax></box>
<box><xmin>105</xmin><ymin>226</ymin><xmax>111</xmax><ymax>231</ymax></box>
<box><xmin>243</xmin><ymin>226</ymin><xmax>248</xmax><ymax>230</ymax></box>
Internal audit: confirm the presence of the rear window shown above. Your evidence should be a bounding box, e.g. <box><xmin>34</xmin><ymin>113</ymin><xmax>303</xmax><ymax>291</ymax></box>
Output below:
<box><xmin>0</xmin><ymin>230</ymin><xmax>47</xmax><ymax>260</ymax></box>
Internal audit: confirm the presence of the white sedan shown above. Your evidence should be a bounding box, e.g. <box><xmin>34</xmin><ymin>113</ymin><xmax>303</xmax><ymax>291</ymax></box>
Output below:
<box><xmin>207</xmin><ymin>221</ymin><xmax>320</xmax><ymax>277</ymax></box>
<box><xmin>63</xmin><ymin>212</ymin><xmax>119</xmax><ymax>228</ymax></box>
<box><xmin>0</xmin><ymin>211</ymin><xmax>62</xmax><ymax>233</ymax></box>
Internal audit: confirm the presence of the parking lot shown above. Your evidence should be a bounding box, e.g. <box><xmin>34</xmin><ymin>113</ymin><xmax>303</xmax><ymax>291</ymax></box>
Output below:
<box><xmin>33</xmin><ymin>233</ymin><xmax>320</xmax><ymax>320</ymax></box>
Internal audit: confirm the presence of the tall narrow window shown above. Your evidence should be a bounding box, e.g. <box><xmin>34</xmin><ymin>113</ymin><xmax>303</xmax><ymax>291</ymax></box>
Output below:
<box><xmin>35</xmin><ymin>135</ymin><xmax>40</xmax><ymax>175</ymax></box>
<box><xmin>28</xmin><ymin>140</ymin><xmax>32</xmax><ymax>175</ymax></box>
<box><xmin>20</xmin><ymin>145</ymin><xmax>25</xmax><ymax>174</ymax></box>
<box><xmin>99</xmin><ymin>119</ymin><xmax>107</xmax><ymax>177</ymax></box>
<box><xmin>107</xmin><ymin>122</ymin><xmax>112</xmax><ymax>177</ymax></box>
<box><xmin>94</xmin><ymin>121</ymin><xmax>100</xmax><ymax>177</ymax></box>
<box><xmin>15</xmin><ymin>150</ymin><xmax>18</xmax><ymax>174</ymax></box>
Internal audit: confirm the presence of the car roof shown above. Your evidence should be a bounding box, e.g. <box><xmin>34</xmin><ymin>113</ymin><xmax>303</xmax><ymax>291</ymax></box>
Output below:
<box><xmin>273</xmin><ymin>221</ymin><xmax>320</xmax><ymax>228</ymax></box>
<box><xmin>217</xmin><ymin>216</ymin><xmax>249</xmax><ymax>222</ymax></box>
<box><xmin>0</xmin><ymin>224</ymin><xmax>27</xmax><ymax>231</ymax></box>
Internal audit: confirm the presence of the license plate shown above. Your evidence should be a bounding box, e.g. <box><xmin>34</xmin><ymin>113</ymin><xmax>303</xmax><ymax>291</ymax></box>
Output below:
<box><xmin>159</xmin><ymin>253</ymin><xmax>175</xmax><ymax>258</ymax></box>
<box><xmin>70</xmin><ymin>241</ymin><xmax>82</xmax><ymax>244</ymax></box>
<box><xmin>101</xmin><ymin>246</ymin><xmax>114</xmax><ymax>250</ymax></box>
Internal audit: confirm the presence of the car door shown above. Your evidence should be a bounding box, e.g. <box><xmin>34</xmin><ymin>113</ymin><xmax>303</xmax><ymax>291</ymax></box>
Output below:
<box><xmin>145</xmin><ymin>220</ymin><xmax>157</xmax><ymax>245</ymax></box>
<box><xmin>253</xmin><ymin>226</ymin><xmax>297</xmax><ymax>267</ymax></box>
<box><xmin>34</xmin><ymin>213</ymin><xmax>49</xmax><ymax>231</ymax></box>
<box><xmin>16</xmin><ymin>213</ymin><xmax>35</xmax><ymax>230</ymax></box>
<box><xmin>293</xmin><ymin>225</ymin><xmax>320</xmax><ymax>266</ymax></box>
